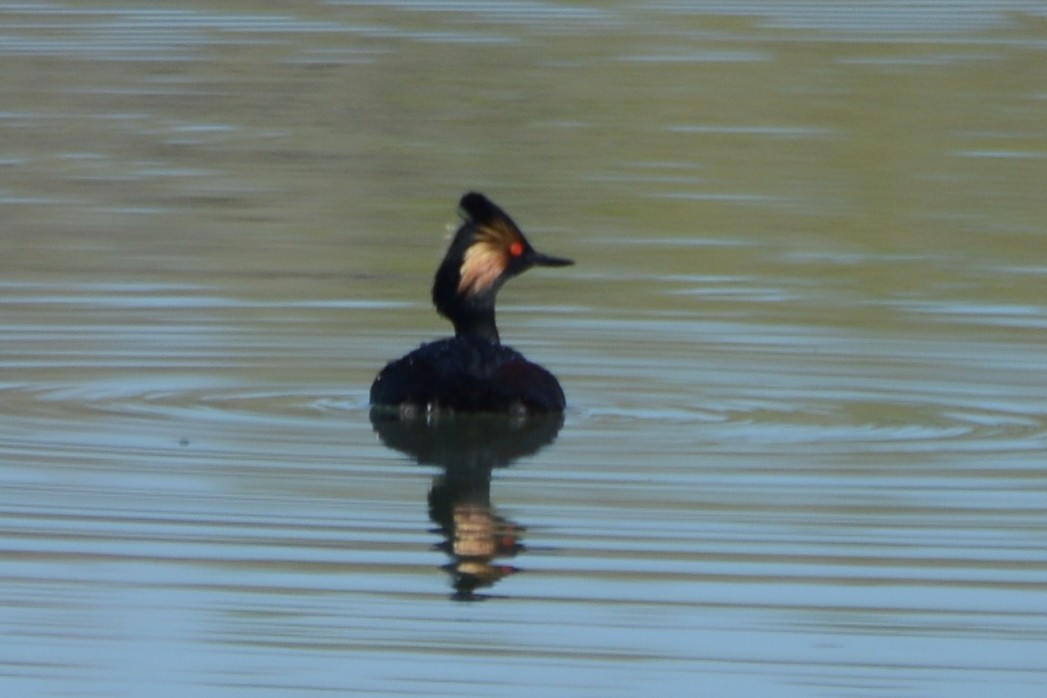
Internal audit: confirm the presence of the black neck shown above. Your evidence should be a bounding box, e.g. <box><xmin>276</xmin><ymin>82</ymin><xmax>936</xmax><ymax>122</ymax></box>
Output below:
<box><xmin>433</xmin><ymin>260</ymin><xmax>501</xmax><ymax>343</ymax></box>
<box><xmin>450</xmin><ymin>307</ymin><xmax>499</xmax><ymax>343</ymax></box>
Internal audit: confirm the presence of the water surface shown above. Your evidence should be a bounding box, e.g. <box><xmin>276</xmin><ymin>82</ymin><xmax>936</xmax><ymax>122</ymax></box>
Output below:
<box><xmin>2</xmin><ymin>2</ymin><xmax>1047</xmax><ymax>697</ymax></box>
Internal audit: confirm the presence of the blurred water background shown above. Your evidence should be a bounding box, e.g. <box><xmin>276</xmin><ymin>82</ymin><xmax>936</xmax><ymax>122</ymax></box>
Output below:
<box><xmin>2</xmin><ymin>2</ymin><xmax>1046</xmax><ymax>696</ymax></box>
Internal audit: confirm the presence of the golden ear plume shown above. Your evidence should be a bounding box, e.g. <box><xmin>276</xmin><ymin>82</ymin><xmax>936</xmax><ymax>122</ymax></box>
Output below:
<box><xmin>457</xmin><ymin>221</ymin><xmax>523</xmax><ymax>296</ymax></box>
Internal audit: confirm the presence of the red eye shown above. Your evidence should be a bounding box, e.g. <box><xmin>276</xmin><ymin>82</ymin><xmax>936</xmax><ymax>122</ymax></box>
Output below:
<box><xmin>509</xmin><ymin>241</ymin><xmax>524</xmax><ymax>257</ymax></box>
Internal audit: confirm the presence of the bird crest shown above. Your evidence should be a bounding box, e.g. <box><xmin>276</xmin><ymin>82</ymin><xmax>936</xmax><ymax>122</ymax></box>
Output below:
<box><xmin>431</xmin><ymin>192</ymin><xmax>571</xmax><ymax>341</ymax></box>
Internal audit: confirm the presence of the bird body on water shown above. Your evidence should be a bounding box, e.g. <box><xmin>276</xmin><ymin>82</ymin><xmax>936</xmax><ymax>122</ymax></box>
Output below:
<box><xmin>370</xmin><ymin>193</ymin><xmax>572</xmax><ymax>415</ymax></box>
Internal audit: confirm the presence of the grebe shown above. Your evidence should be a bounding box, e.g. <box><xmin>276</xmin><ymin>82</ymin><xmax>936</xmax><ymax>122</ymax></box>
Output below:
<box><xmin>370</xmin><ymin>192</ymin><xmax>572</xmax><ymax>415</ymax></box>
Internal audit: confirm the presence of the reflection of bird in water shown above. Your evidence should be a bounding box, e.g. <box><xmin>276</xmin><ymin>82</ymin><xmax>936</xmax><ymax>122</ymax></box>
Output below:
<box><xmin>370</xmin><ymin>192</ymin><xmax>573</xmax><ymax>415</ymax></box>
<box><xmin>370</xmin><ymin>411</ymin><xmax>563</xmax><ymax>600</ymax></box>
<box><xmin>428</xmin><ymin>470</ymin><xmax>524</xmax><ymax>600</ymax></box>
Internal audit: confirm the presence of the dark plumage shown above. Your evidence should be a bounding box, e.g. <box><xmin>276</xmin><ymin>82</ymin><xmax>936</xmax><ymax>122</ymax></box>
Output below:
<box><xmin>370</xmin><ymin>335</ymin><xmax>565</xmax><ymax>413</ymax></box>
<box><xmin>370</xmin><ymin>192</ymin><xmax>572</xmax><ymax>415</ymax></box>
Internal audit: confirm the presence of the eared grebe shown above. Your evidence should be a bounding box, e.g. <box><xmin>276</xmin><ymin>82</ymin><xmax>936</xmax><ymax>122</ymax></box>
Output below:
<box><xmin>370</xmin><ymin>192</ymin><xmax>573</xmax><ymax>415</ymax></box>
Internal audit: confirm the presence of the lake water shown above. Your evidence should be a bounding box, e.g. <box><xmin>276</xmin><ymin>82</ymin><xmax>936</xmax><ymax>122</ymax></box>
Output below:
<box><xmin>2</xmin><ymin>2</ymin><xmax>1047</xmax><ymax>696</ymax></box>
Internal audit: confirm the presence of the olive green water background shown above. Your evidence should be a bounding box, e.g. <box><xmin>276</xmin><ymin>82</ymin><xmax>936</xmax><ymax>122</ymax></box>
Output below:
<box><xmin>3</xmin><ymin>2</ymin><xmax>1047</xmax><ymax>696</ymax></box>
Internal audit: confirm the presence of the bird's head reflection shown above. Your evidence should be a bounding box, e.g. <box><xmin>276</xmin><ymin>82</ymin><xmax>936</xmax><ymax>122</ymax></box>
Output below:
<box><xmin>370</xmin><ymin>409</ymin><xmax>563</xmax><ymax>600</ymax></box>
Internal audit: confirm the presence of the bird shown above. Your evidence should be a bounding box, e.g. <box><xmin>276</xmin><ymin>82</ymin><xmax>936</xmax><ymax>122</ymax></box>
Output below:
<box><xmin>370</xmin><ymin>192</ymin><xmax>573</xmax><ymax>415</ymax></box>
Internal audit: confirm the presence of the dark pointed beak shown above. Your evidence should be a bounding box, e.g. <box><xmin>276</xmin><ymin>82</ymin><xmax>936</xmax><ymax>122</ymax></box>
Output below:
<box><xmin>531</xmin><ymin>251</ymin><xmax>574</xmax><ymax>267</ymax></box>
